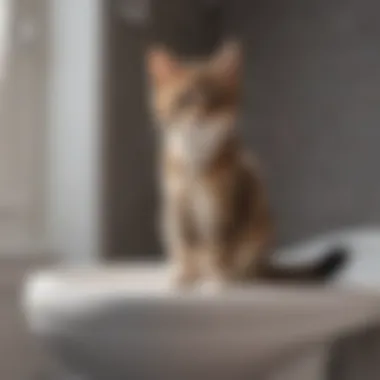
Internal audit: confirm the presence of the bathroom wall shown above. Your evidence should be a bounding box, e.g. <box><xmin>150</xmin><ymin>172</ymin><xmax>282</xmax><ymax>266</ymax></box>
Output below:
<box><xmin>106</xmin><ymin>0</ymin><xmax>380</xmax><ymax>258</ymax></box>
<box><xmin>0</xmin><ymin>0</ymin><xmax>48</xmax><ymax>255</ymax></box>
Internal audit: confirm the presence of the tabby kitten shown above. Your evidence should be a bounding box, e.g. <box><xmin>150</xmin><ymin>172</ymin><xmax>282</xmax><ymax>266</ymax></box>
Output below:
<box><xmin>146</xmin><ymin>41</ymin><xmax>346</xmax><ymax>288</ymax></box>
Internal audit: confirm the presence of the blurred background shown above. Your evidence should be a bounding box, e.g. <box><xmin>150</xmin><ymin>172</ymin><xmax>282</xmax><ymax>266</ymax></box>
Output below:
<box><xmin>1</xmin><ymin>0</ymin><xmax>380</xmax><ymax>378</ymax></box>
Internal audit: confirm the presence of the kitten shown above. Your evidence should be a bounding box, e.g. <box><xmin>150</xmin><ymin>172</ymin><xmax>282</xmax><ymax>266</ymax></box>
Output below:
<box><xmin>146</xmin><ymin>40</ymin><xmax>347</xmax><ymax>288</ymax></box>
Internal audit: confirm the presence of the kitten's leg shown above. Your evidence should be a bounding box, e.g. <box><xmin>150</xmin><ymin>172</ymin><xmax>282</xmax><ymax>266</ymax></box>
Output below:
<box><xmin>165</xmin><ymin>231</ymin><xmax>198</xmax><ymax>288</ymax></box>
<box><xmin>162</xmin><ymin>204</ymin><xmax>200</xmax><ymax>288</ymax></box>
<box><xmin>193</xmin><ymin>188</ymin><xmax>234</xmax><ymax>290</ymax></box>
<box><xmin>169</xmin><ymin>247</ymin><xmax>199</xmax><ymax>288</ymax></box>
<box><xmin>234</xmin><ymin>238</ymin><xmax>264</xmax><ymax>279</ymax></box>
<box><xmin>199</xmin><ymin>243</ymin><xmax>234</xmax><ymax>292</ymax></box>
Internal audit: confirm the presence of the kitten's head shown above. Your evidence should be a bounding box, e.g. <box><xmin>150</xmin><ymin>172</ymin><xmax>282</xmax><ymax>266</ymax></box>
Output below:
<box><xmin>146</xmin><ymin>41</ymin><xmax>242</xmax><ymax>167</ymax></box>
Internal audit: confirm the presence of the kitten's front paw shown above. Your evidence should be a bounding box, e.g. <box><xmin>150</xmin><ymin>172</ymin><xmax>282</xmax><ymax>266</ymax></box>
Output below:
<box><xmin>197</xmin><ymin>278</ymin><xmax>226</xmax><ymax>295</ymax></box>
<box><xmin>168</xmin><ymin>265</ymin><xmax>198</xmax><ymax>290</ymax></box>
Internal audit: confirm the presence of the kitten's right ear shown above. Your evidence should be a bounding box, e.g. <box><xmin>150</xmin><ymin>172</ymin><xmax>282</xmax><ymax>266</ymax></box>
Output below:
<box><xmin>146</xmin><ymin>46</ymin><xmax>181</xmax><ymax>86</ymax></box>
<box><xmin>210</xmin><ymin>39</ymin><xmax>242</xmax><ymax>86</ymax></box>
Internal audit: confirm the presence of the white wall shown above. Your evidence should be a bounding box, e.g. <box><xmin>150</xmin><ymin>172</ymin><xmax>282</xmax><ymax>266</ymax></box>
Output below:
<box><xmin>0</xmin><ymin>0</ymin><xmax>48</xmax><ymax>255</ymax></box>
<box><xmin>0</xmin><ymin>0</ymin><xmax>11</xmax><ymax>80</ymax></box>
<box><xmin>49</xmin><ymin>0</ymin><xmax>104</xmax><ymax>263</ymax></box>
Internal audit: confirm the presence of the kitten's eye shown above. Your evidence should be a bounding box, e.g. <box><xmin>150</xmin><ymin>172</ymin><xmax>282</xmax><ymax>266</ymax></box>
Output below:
<box><xmin>205</xmin><ymin>92</ymin><xmax>223</xmax><ymax>111</ymax></box>
<box><xmin>203</xmin><ymin>84</ymin><xmax>228</xmax><ymax>111</ymax></box>
<box><xmin>175</xmin><ymin>89</ymin><xmax>199</xmax><ymax>110</ymax></box>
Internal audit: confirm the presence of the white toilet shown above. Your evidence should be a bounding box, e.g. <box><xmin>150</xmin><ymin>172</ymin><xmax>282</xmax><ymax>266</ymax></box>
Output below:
<box><xmin>22</xmin><ymin>229</ymin><xmax>380</xmax><ymax>380</ymax></box>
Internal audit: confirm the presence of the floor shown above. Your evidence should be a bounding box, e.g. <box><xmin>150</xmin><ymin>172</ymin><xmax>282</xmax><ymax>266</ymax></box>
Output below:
<box><xmin>0</xmin><ymin>257</ymin><xmax>52</xmax><ymax>379</ymax></box>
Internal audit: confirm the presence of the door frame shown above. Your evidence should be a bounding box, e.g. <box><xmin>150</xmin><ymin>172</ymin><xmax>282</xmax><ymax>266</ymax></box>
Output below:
<box><xmin>48</xmin><ymin>0</ymin><xmax>105</xmax><ymax>263</ymax></box>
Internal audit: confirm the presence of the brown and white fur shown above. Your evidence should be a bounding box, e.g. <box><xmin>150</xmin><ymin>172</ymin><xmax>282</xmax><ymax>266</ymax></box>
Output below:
<box><xmin>146</xmin><ymin>41</ymin><xmax>347</xmax><ymax>289</ymax></box>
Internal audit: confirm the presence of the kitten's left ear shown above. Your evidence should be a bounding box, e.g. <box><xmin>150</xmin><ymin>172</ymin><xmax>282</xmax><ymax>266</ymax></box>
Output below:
<box><xmin>146</xmin><ymin>46</ymin><xmax>181</xmax><ymax>86</ymax></box>
<box><xmin>211</xmin><ymin>39</ymin><xmax>242</xmax><ymax>84</ymax></box>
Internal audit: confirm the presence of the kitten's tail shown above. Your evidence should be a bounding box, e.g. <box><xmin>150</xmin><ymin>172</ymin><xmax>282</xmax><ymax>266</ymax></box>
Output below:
<box><xmin>257</xmin><ymin>247</ymin><xmax>348</xmax><ymax>283</ymax></box>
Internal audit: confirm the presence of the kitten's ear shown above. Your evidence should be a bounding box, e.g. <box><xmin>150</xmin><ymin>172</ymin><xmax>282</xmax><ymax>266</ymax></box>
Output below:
<box><xmin>211</xmin><ymin>40</ymin><xmax>242</xmax><ymax>84</ymax></box>
<box><xmin>146</xmin><ymin>46</ymin><xmax>181</xmax><ymax>85</ymax></box>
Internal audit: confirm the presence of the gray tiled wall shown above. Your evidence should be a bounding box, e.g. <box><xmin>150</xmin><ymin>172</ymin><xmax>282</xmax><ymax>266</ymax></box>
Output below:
<box><xmin>105</xmin><ymin>0</ymin><xmax>380</xmax><ymax>257</ymax></box>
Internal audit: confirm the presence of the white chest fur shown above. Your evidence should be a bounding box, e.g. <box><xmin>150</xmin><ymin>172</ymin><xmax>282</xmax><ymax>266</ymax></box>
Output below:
<box><xmin>163</xmin><ymin>120</ymin><xmax>229</xmax><ymax>172</ymax></box>
<box><xmin>163</xmin><ymin>171</ymin><xmax>216</xmax><ymax>240</ymax></box>
<box><xmin>189</xmin><ymin>182</ymin><xmax>216</xmax><ymax>239</ymax></box>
